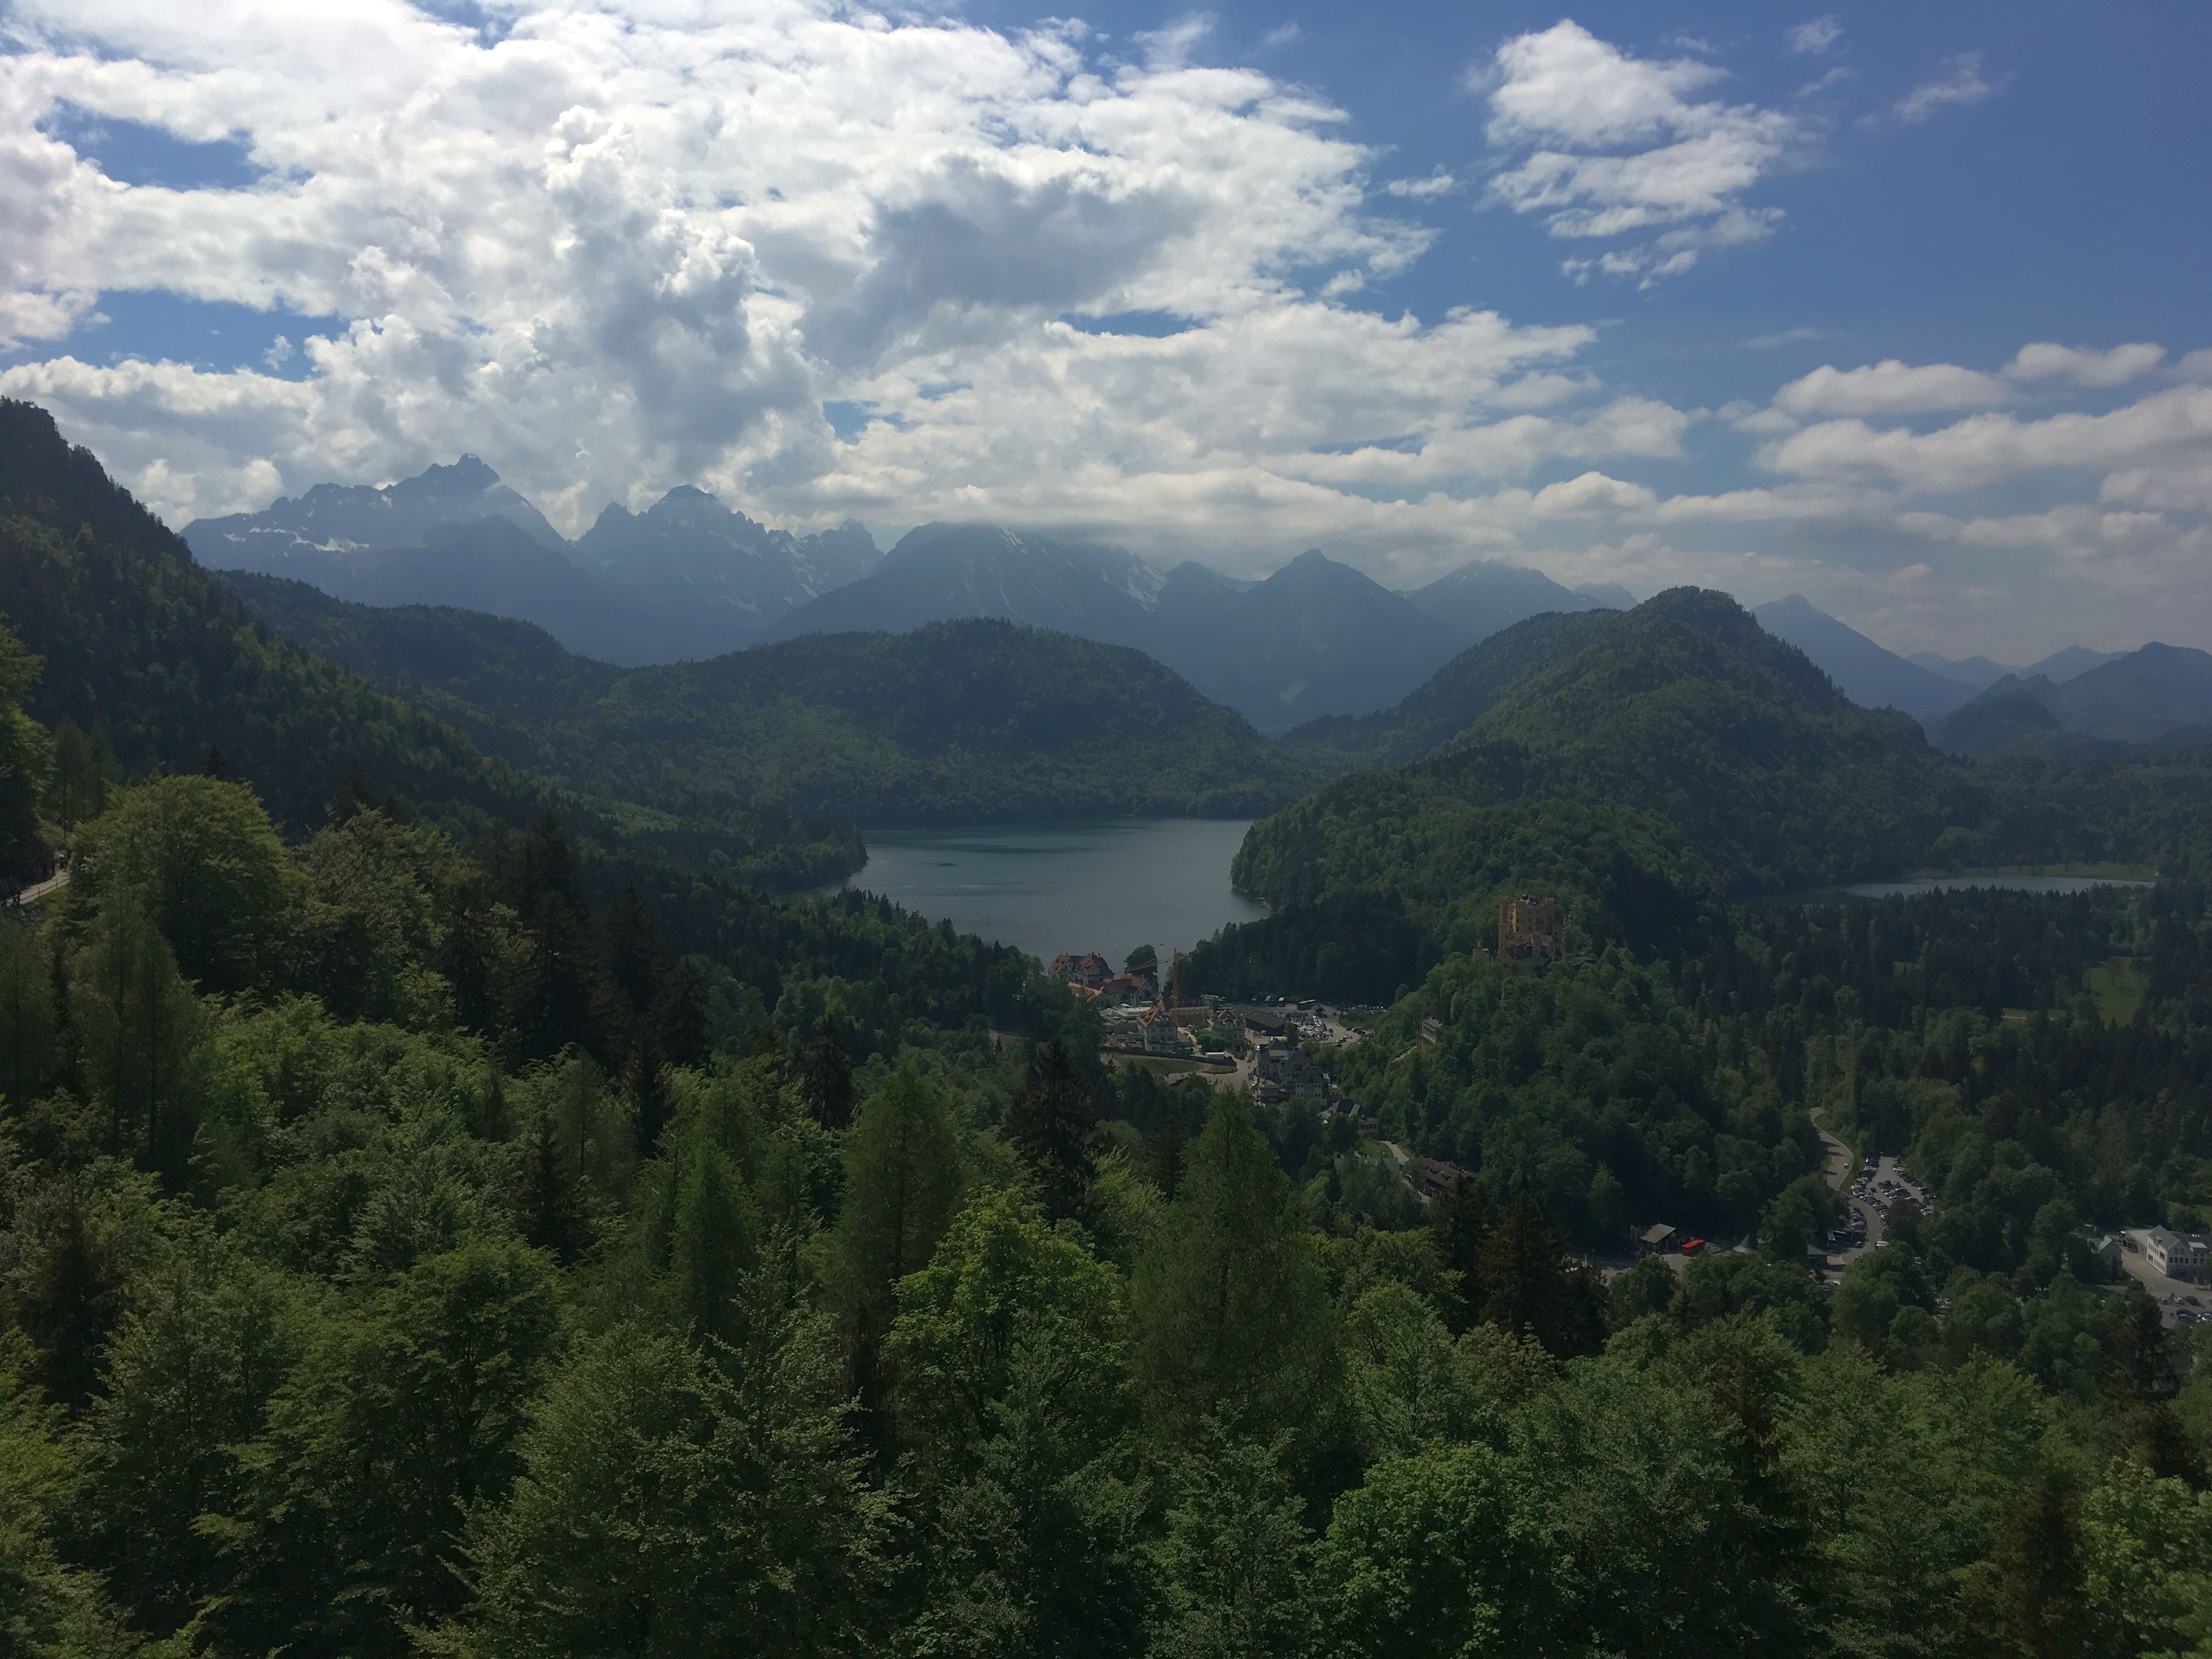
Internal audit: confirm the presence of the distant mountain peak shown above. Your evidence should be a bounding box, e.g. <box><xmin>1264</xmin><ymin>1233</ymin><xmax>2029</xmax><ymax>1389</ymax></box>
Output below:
<box><xmin>1751</xmin><ymin>592</ymin><xmax>1974</xmax><ymax>726</ymax></box>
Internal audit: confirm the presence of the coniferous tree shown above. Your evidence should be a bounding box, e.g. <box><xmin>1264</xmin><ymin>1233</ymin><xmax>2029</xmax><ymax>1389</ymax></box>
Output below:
<box><xmin>520</xmin><ymin>1110</ymin><xmax>586</xmax><ymax>1265</ymax></box>
<box><xmin>672</xmin><ymin>1142</ymin><xmax>758</xmax><ymax>1350</ymax></box>
<box><xmin>16</xmin><ymin>1182</ymin><xmax>120</xmax><ymax>1409</ymax></box>
<box><xmin>0</xmin><ymin>915</ymin><xmax>55</xmax><ymax>1106</ymax></box>
<box><xmin>71</xmin><ymin>893</ymin><xmax>202</xmax><ymax>1175</ymax></box>
<box><xmin>828</xmin><ymin>1064</ymin><xmax>962</xmax><ymax>1424</ymax></box>
<box><xmin>1132</xmin><ymin>1094</ymin><xmax>1336</xmax><ymax>1450</ymax></box>
<box><xmin>1477</xmin><ymin>1180</ymin><xmax>1604</xmax><ymax>1358</ymax></box>
<box><xmin>656</xmin><ymin>955</ymin><xmax>712</xmax><ymax>1072</ymax></box>
<box><xmin>1006</xmin><ymin>1037</ymin><xmax>1094</xmax><ymax>1223</ymax></box>
<box><xmin>1430</xmin><ymin>1173</ymin><xmax>1494</xmax><ymax>1334</ymax></box>
<box><xmin>801</xmin><ymin>1007</ymin><xmax>855</xmax><ymax>1130</ymax></box>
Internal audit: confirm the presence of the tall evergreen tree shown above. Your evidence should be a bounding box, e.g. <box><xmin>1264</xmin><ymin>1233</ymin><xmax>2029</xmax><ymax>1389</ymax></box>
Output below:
<box><xmin>827</xmin><ymin>1064</ymin><xmax>962</xmax><ymax>1422</ymax></box>
<box><xmin>519</xmin><ymin>1110</ymin><xmax>585</xmax><ymax>1266</ymax></box>
<box><xmin>70</xmin><ymin>894</ymin><xmax>202</xmax><ymax>1175</ymax></box>
<box><xmin>1006</xmin><ymin>1038</ymin><xmax>1094</xmax><ymax>1223</ymax></box>
<box><xmin>1131</xmin><ymin>1094</ymin><xmax>1336</xmax><ymax>1449</ymax></box>
<box><xmin>1430</xmin><ymin>1173</ymin><xmax>1494</xmax><ymax>1335</ymax></box>
<box><xmin>1477</xmin><ymin>1180</ymin><xmax>1604</xmax><ymax>1358</ymax></box>
<box><xmin>672</xmin><ymin>1142</ymin><xmax>758</xmax><ymax>1350</ymax></box>
<box><xmin>801</xmin><ymin>1007</ymin><xmax>855</xmax><ymax>1130</ymax></box>
<box><xmin>0</xmin><ymin>915</ymin><xmax>55</xmax><ymax>1107</ymax></box>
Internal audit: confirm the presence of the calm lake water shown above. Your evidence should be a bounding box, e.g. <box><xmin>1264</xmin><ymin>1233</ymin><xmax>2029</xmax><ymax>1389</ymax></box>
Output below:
<box><xmin>837</xmin><ymin>819</ymin><xmax>1268</xmax><ymax>966</ymax></box>
<box><xmin>1838</xmin><ymin>874</ymin><xmax>2155</xmax><ymax>900</ymax></box>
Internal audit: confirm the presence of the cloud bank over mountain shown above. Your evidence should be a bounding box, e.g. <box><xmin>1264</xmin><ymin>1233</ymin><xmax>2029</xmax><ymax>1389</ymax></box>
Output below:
<box><xmin>0</xmin><ymin>3</ymin><xmax>2206</xmax><ymax>658</ymax></box>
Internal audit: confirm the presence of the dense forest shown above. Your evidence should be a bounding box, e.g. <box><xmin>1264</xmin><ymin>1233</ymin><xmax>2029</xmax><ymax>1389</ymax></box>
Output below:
<box><xmin>222</xmin><ymin>572</ymin><xmax>1317</xmax><ymax>827</ymax></box>
<box><xmin>9</xmin><ymin>398</ymin><xmax>2212</xmax><ymax>1656</ymax></box>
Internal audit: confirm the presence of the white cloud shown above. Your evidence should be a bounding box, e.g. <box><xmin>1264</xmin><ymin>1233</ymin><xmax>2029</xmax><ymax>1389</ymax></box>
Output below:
<box><xmin>1774</xmin><ymin>359</ymin><xmax>2011</xmax><ymax>418</ymax></box>
<box><xmin>1786</xmin><ymin>18</ymin><xmax>1842</xmax><ymax>57</ymax></box>
<box><xmin>1759</xmin><ymin>385</ymin><xmax>2212</xmax><ymax>493</ymax></box>
<box><xmin>0</xmin><ymin>7</ymin><xmax>2206</xmax><ymax>651</ymax></box>
<box><xmin>1478</xmin><ymin>21</ymin><xmax>1799</xmax><ymax>285</ymax></box>
<box><xmin>2005</xmin><ymin>341</ymin><xmax>2165</xmax><ymax>387</ymax></box>
<box><xmin>1260</xmin><ymin>21</ymin><xmax>1301</xmax><ymax>49</ymax></box>
<box><xmin>1384</xmin><ymin>169</ymin><xmax>1457</xmax><ymax>200</ymax></box>
<box><xmin>1893</xmin><ymin>53</ymin><xmax>2000</xmax><ymax>124</ymax></box>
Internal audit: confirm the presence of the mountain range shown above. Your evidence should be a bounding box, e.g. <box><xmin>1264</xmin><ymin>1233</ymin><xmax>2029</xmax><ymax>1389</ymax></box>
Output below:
<box><xmin>187</xmin><ymin>457</ymin><xmax>1642</xmax><ymax>729</ymax></box>
<box><xmin>761</xmin><ymin>525</ymin><xmax>1480</xmax><ymax>730</ymax></box>
<box><xmin>1927</xmin><ymin>645</ymin><xmax>2212</xmax><ymax>759</ymax></box>
<box><xmin>184</xmin><ymin>462</ymin><xmax>881</xmax><ymax>665</ymax></box>
<box><xmin>1911</xmin><ymin>644</ymin><xmax>2128</xmax><ymax>689</ymax></box>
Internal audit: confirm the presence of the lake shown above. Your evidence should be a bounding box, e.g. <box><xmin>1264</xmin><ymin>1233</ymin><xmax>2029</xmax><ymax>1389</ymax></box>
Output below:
<box><xmin>835</xmin><ymin>819</ymin><xmax>1268</xmax><ymax>966</ymax></box>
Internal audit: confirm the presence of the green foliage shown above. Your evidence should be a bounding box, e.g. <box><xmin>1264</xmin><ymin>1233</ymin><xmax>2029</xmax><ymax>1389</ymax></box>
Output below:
<box><xmin>1131</xmin><ymin>1094</ymin><xmax>1336</xmax><ymax>1450</ymax></box>
<box><xmin>1314</xmin><ymin>1440</ymin><xmax>1548</xmax><ymax>1659</ymax></box>
<box><xmin>205</xmin><ymin>1239</ymin><xmax>562</xmax><ymax>1658</ymax></box>
<box><xmin>439</xmin><ymin>1322</ymin><xmax>891</xmax><ymax>1658</ymax></box>
<box><xmin>62</xmin><ymin>776</ymin><xmax>299</xmax><ymax>996</ymax></box>
<box><xmin>226</xmin><ymin>574</ymin><xmax>1319</xmax><ymax>825</ymax></box>
<box><xmin>0</xmin><ymin>614</ymin><xmax>51</xmax><ymax>881</ymax></box>
<box><xmin>1336</xmin><ymin>949</ymin><xmax>1819</xmax><ymax>1246</ymax></box>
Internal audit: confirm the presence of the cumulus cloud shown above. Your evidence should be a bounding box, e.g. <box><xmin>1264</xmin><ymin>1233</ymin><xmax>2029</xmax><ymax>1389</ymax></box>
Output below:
<box><xmin>1759</xmin><ymin>384</ymin><xmax>2212</xmax><ymax>493</ymax></box>
<box><xmin>1384</xmin><ymin>170</ymin><xmax>1457</xmax><ymax>200</ymax></box>
<box><xmin>2005</xmin><ymin>342</ymin><xmax>2165</xmax><ymax>387</ymax></box>
<box><xmin>1477</xmin><ymin>21</ymin><xmax>1798</xmax><ymax>285</ymax></box>
<box><xmin>1893</xmin><ymin>53</ymin><xmax>2000</xmax><ymax>124</ymax></box>
<box><xmin>1774</xmin><ymin>359</ymin><xmax>2011</xmax><ymax>417</ymax></box>
<box><xmin>0</xmin><ymin>4</ymin><xmax>2205</xmax><ymax>650</ymax></box>
<box><xmin>1786</xmin><ymin>18</ymin><xmax>1843</xmax><ymax>56</ymax></box>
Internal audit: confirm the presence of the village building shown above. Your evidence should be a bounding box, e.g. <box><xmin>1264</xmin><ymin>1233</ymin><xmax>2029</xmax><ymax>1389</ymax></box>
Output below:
<box><xmin>1140</xmin><ymin>1003</ymin><xmax>1195</xmax><ymax>1055</ymax></box>
<box><xmin>1414</xmin><ymin>1159</ymin><xmax>1470</xmax><ymax>1201</ymax></box>
<box><xmin>1638</xmin><ymin>1223</ymin><xmax>1679</xmax><ymax>1257</ymax></box>
<box><xmin>1047</xmin><ymin>951</ymin><xmax>1113</xmax><ymax>990</ymax></box>
<box><xmin>1498</xmin><ymin>894</ymin><xmax>1561</xmax><ymax>966</ymax></box>
<box><xmin>2145</xmin><ymin>1226</ymin><xmax>2211</xmax><ymax>1281</ymax></box>
<box><xmin>1252</xmin><ymin>1041</ymin><xmax>1335</xmax><ymax>1104</ymax></box>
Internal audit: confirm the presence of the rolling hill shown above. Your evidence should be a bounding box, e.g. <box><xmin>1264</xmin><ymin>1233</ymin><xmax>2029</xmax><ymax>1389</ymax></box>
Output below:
<box><xmin>0</xmin><ymin>399</ymin><xmax>862</xmax><ymax>888</ymax></box>
<box><xmin>1277</xmin><ymin>609</ymin><xmax>1622</xmax><ymax>772</ymax></box>
<box><xmin>219</xmin><ymin>573</ymin><xmax>1319</xmax><ymax>826</ymax></box>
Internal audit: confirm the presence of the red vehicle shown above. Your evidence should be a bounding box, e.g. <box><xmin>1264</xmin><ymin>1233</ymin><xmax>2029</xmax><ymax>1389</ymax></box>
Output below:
<box><xmin>1680</xmin><ymin>1238</ymin><xmax>1707</xmax><ymax>1255</ymax></box>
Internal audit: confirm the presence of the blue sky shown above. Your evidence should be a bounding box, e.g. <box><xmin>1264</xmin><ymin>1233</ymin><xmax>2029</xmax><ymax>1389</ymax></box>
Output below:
<box><xmin>2</xmin><ymin>1</ymin><xmax>2207</xmax><ymax>657</ymax></box>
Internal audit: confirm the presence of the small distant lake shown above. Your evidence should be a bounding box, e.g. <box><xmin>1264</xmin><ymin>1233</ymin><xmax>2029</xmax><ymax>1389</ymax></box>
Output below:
<box><xmin>1816</xmin><ymin>874</ymin><xmax>2155</xmax><ymax>902</ymax></box>
<box><xmin>834</xmin><ymin>819</ymin><xmax>1268</xmax><ymax>966</ymax></box>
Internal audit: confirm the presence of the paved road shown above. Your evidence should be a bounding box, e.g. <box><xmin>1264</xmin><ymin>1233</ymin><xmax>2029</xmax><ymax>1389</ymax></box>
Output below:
<box><xmin>1812</xmin><ymin>1110</ymin><xmax>1853</xmax><ymax>1192</ymax></box>
<box><xmin>7</xmin><ymin>866</ymin><xmax>68</xmax><ymax>909</ymax></box>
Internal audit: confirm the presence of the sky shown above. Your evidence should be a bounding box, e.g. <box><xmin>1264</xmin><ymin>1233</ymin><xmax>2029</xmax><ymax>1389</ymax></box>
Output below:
<box><xmin>1</xmin><ymin>0</ymin><xmax>2207</xmax><ymax>661</ymax></box>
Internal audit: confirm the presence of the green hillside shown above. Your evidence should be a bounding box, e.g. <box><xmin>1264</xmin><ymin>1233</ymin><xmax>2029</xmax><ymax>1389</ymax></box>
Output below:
<box><xmin>1243</xmin><ymin>588</ymin><xmax>1972</xmax><ymax>907</ymax></box>
<box><xmin>1279</xmin><ymin>608</ymin><xmax>1621</xmax><ymax>772</ymax></box>
<box><xmin>0</xmin><ymin>399</ymin><xmax>856</xmax><ymax>891</ymax></box>
<box><xmin>222</xmin><ymin>574</ymin><xmax>1319</xmax><ymax>825</ymax></box>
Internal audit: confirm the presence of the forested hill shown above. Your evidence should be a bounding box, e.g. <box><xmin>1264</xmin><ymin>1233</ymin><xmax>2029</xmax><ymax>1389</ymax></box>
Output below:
<box><xmin>1279</xmin><ymin>608</ymin><xmax>1621</xmax><ymax>773</ymax></box>
<box><xmin>569</xmin><ymin>619</ymin><xmax>1317</xmax><ymax>822</ymax></box>
<box><xmin>0</xmin><ymin>402</ymin><xmax>859</xmax><ymax>889</ymax></box>
<box><xmin>222</xmin><ymin>573</ymin><xmax>1319</xmax><ymax>823</ymax></box>
<box><xmin>0</xmin><ymin>399</ymin><xmax>539</xmax><ymax>839</ymax></box>
<box><xmin>1245</xmin><ymin>586</ymin><xmax>1967</xmax><ymax>907</ymax></box>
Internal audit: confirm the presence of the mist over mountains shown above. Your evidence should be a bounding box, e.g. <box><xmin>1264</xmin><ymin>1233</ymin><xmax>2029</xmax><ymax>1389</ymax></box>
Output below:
<box><xmin>181</xmin><ymin>453</ymin><xmax>2192</xmax><ymax>744</ymax></box>
<box><xmin>185</xmin><ymin>461</ymin><xmax>882</xmax><ymax>665</ymax></box>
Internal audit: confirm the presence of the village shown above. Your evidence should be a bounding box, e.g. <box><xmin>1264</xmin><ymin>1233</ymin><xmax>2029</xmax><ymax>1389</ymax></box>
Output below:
<box><xmin>1052</xmin><ymin>897</ymin><xmax>2212</xmax><ymax>1328</ymax></box>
